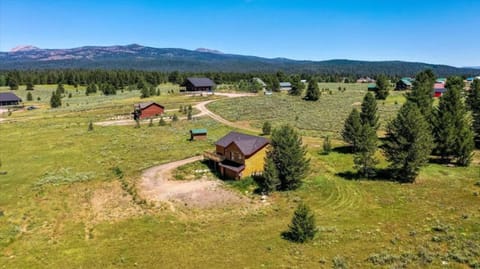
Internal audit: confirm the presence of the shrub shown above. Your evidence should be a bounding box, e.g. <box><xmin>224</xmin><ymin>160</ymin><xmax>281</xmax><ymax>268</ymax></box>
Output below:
<box><xmin>322</xmin><ymin>136</ymin><xmax>332</xmax><ymax>154</ymax></box>
<box><xmin>282</xmin><ymin>202</ymin><xmax>317</xmax><ymax>243</ymax></box>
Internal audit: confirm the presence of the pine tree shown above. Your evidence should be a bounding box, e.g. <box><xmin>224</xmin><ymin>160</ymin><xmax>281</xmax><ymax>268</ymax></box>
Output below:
<box><xmin>187</xmin><ymin>110</ymin><xmax>192</xmax><ymax>120</ymax></box>
<box><xmin>148</xmin><ymin>118</ymin><xmax>154</xmax><ymax>127</ymax></box>
<box><xmin>467</xmin><ymin>79</ymin><xmax>480</xmax><ymax>148</ymax></box>
<box><xmin>26</xmin><ymin>92</ymin><xmax>33</xmax><ymax>101</ymax></box>
<box><xmin>50</xmin><ymin>91</ymin><xmax>61</xmax><ymax>108</ymax></box>
<box><xmin>283</xmin><ymin>203</ymin><xmax>317</xmax><ymax>243</ymax></box>
<box><xmin>433</xmin><ymin>76</ymin><xmax>474</xmax><ymax>165</ymax></box>
<box><xmin>360</xmin><ymin>92</ymin><xmax>379</xmax><ymax>130</ymax></box>
<box><xmin>384</xmin><ymin>102</ymin><xmax>434</xmax><ymax>182</ymax></box>
<box><xmin>342</xmin><ymin>108</ymin><xmax>362</xmax><ymax>152</ymax></box>
<box><xmin>140</xmin><ymin>87</ymin><xmax>150</xmax><ymax>98</ymax></box>
<box><xmin>172</xmin><ymin>114</ymin><xmax>179</xmax><ymax>122</ymax></box>
<box><xmin>88</xmin><ymin>121</ymin><xmax>94</xmax><ymax>131</ymax></box>
<box><xmin>289</xmin><ymin>79</ymin><xmax>304</xmax><ymax>96</ymax></box>
<box><xmin>262</xmin><ymin>121</ymin><xmax>272</xmax><ymax>135</ymax></box>
<box><xmin>354</xmin><ymin>124</ymin><xmax>378</xmax><ymax>178</ymax></box>
<box><xmin>26</xmin><ymin>82</ymin><xmax>34</xmax><ymax>91</ymax></box>
<box><xmin>158</xmin><ymin>116</ymin><xmax>166</xmax><ymax>126</ymax></box>
<box><xmin>375</xmin><ymin>75</ymin><xmax>390</xmax><ymax>100</ymax></box>
<box><xmin>406</xmin><ymin>69</ymin><xmax>435</xmax><ymax>120</ymax></box>
<box><xmin>260</xmin><ymin>153</ymin><xmax>280</xmax><ymax>193</ymax></box>
<box><xmin>270</xmin><ymin>125</ymin><xmax>310</xmax><ymax>190</ymax></box>
<box><xmin>56</xmin><ymin>83</ymin><xmax>65</xmax><ymax>95</ymax></box>
<box><xmin>305</xmin><ymin>79</ymin><xmax>320</xmax><ymax>101</ymax></box>
<box><xmin>322</xmin><ymin>136</ymin><xmax>332</xmax><ymax>154</ymax></box>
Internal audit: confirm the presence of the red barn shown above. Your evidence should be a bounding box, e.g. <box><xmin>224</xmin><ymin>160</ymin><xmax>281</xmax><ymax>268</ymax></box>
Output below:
<box><xmin>133</xmin><ymin>102</ymin><xmax>164</xmax><ymax>119</ymax></box>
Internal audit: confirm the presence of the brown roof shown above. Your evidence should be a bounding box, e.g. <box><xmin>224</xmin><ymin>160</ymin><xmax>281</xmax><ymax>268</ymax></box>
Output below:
<box><xmin>216</xmin><ymin>132</ymin><xmax>269</xmax><ymax>156</ymax></box>
<box><xmin>186</xmin><ymin>77</ymin><xmax>216</xmax><ymax>87</ymax></box>
<box><xmin>135</xmin><ymin>102</ymin><xmax>164</xmax><ymax>110</ymax></box>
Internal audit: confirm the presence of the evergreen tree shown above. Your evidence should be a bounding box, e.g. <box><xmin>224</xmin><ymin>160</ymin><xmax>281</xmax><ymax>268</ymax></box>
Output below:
<box><xmin>289</xmin><ymin>78</ymin><xmax>305</xmax><ymax>96</ymax></box>
<box><xmin>283</xmin><ymin>203</ymin><xmax>317</xmax><ymax>243</ymax></box>
<box><xmin>467</xmin><ymin>79</ymin><xmax>480</xmax><ymax>148</ymax></box>
<box><xmin>158</xmin><ymin>116</ymin><xmax>166</xmax><ymax>126</ymax></box>
<box><xmin>88</xmin><ymin>121</ymin><xmax>94</xmax><ymax>131</ymax></box>
<box><xmin>304</xmin><ymin>79</ymin><xmax>320</xmax><ymax>101</ymax></box>
<box><xmin>140</xmin><ymin>87</ymin><xmax>150</xmax><ymax>98</ymax></box>
<box><xmin>354</xmin><ymin>124</ymin><xmax>378</xmax><ymax>178</ymax></box>
<box><xmin>172</xmin><ymin>114</ymin><xmax>179</xmax><ymax>122</ymax></box>
<box><xmin>322</xmin><ymin>136</ymin><xmax>332</xmax><ymax>154</ymax></box>
<box><xmin>384</xmin><ymin>102</ymin><xmax>434</xmax><ymax>182</ymax></box>
<box><xmin>360</xmin><ymin>92</ymin><xmax>379</xmax><ymax>130</ymax></box>
<box><xmin>375</xmin><ymin>75</ymin><xmax>390</xmax><ymax>100</ymax></box>
<box><xmin>433</xmin><ymin>76</ymin><xmax>474</xmax><ymax>165</ymax></box>
<box><xmin>187</xmin><ymin>110</ymin><xmax>192</xmax><ymax>120</ymax></box>
<box><xmin>259</xmin><ymin>153</ymin><xmax>280</xmax><ymax>193</ymax></box>
<box><xmin>406</xmin><ymin>69</ymin><xmax>435</xmax><ymax>120</ymax></box>
<box><xmin>50</xmin><ymin>91</ymin><xmax>61</xmax><ymax>108</ymax></box>
<box><xmin>8</xmin><ymin>79</ymin><xmax>18</xmax><ymax>90</ymax></box>
<box><xmin>342</xmin><ymin>108</ymin><xmax>362</xmax><ymax>152</ymax></box>
<box><xmin>26</xmin><ymin>82</ymin><xmax>34</xmax><ymax>91</ymax></box>
<box><xmin>270</xmin><ymin>125</ymin><xmax>310</xmax><ymax>190</ymax></box>
<box><xmin>262</xmin><ymin>121</ymin><xmax>272</xmax><ymax>135</ymax></box>
<box><xmin>148</xmin><ymin>118</ymin><xmax>154</xmax><ymax>127</ymax></box>
<box><xmin>26</xmin><ymin>92</ymin><xmax>33</xmax><ymax>101</ymax></box>
<box><xmin>56</xmin><ymin>83</ymin><xmax>65</xmax><ymax>95</ymax></box>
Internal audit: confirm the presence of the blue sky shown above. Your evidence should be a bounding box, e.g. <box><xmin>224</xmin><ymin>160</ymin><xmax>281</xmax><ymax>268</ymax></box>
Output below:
<box><xmin>0</xmin><ymin>0</ymin><xmax>479</xmax><ymax>66</ymax></box>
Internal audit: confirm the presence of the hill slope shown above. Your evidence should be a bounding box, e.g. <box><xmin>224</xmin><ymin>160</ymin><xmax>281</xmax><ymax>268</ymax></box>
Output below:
<box><xmin>0</xmin><ymin>44</ymin><xmax>477</xmax><ymax>76</ymax></box>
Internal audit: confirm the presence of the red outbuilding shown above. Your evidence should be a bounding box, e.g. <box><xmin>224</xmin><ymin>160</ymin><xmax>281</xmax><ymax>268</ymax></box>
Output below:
<box><xmin>133</xmin><ymin>102</ymin><xmax>164</xmax><ymax>120</ymax></box>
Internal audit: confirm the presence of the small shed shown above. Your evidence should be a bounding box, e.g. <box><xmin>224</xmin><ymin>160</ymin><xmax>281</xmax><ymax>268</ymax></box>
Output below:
<box><xmin>190</xmin><ymin>129</ymin><xmax>207</xmax><ymax>141</ymax></box>
<box><xmin>279</xmin><ymin>82</ymin><xmax>292</xmax><ymax>91</ymax></box>
<box><xmin>133</xmin><ymin>102</ymin><xmax>164</xmax><ymax>120</ymax></box>
<box><xmin>433</xmin><ymin>86</ymin><xmax>447</xmax><ymax>97</ymax></box>
<box><xmin>367</xmin><ymin>83</ymin><xmax>378</xmax><ymax>91</ymax></box>
<box><xmin>0</xmin><ymin>92</ymin><xmax>22</xmax><ymax>106</ymax></box>
<box><xmin>185</xmin><ymin>78</ymin><xmax>216</xmax><ymax>92</ymax></box>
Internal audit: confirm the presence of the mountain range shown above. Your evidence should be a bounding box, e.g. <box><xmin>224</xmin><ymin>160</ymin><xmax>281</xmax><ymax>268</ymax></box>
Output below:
<box><xmin>1</xmin><ymin>44</ymin><xmax>478</xmax><ymax>76</ymax></box>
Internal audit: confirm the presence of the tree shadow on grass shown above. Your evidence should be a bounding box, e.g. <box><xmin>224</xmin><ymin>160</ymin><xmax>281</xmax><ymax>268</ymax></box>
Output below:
<box><xmin>336</xmin><ymin>168</ymin><xmax>404</xmax><ymax>183</ymax></box>
<box><xmin>332</xmin><ymin>145</ymin><xmax>354</xmax><ymax>154</ymax></box>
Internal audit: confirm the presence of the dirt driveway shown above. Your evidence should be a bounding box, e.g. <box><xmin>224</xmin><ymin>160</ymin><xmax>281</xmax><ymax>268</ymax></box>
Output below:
<box><xmin>138</xmin><ymin>156</ymin><xmax>247</xmax><ymax>208</ymax></box>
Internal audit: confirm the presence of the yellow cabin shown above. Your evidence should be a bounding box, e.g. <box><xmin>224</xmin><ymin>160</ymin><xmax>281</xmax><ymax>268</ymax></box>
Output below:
<box><xmin>204</xmin><ymin>131</ymin><xmax>270</xmax><ymax>179</ymax></box>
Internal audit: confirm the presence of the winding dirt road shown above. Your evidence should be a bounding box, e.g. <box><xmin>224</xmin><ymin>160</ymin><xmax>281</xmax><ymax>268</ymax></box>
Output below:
<box><xmin>138</xmin><ymin>156</ymin><xmax>246</xmax><ymax>208</ymax></box>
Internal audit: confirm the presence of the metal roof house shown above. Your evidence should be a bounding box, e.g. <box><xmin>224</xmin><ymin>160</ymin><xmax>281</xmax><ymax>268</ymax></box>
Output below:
<box><xmin>185</xmin><ymin>77</ymin><xmax>216</xmax><ymax>92</ymax></box>
<box><xmin>204</xmin><ymin>131</ymin><xmax>270</xmax><ymax>179</ymax></box>
<box><xmin>0</xmin><ymin>92</ymin><xmax>22</xmax><ymax>106</ymax></box>
<box><xmin>395</xmin><ymin>77</ymin><xmax>413</xmax><ymax>90</ymax></box>
<box><xmin>279</xmin><ymin>82</ymin><xmax>292</xmax><ymax>91</ymax></box>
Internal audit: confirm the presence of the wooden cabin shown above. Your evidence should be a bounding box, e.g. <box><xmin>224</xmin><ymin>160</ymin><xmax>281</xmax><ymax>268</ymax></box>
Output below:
<box><xmin>133</xmin><ymin>102</ymin><xmax>164</xmax><ymax>120</ymax></box>
<box><xmin>0</xmin><ymin>92</ymin><xmax>22</xmax><ymax>106</ymax></box>
<box><xmin>204</xmin><ymin>131</ymin><xmax>270</xmax><ymax>179</ymax></box>
<box><xmin>185</xmin><ymin>77</ymin><xmax>215</xmax><ymax>92</ymax></box>
<box><xmin>395</xmin><ymin>78</ymin><xmax>413</xmax><ymax>90</ymax></box>
<box><xmin>190</xmin><ymin>129</ymin><xmax>207</xmax><ymax>141</ymax></box>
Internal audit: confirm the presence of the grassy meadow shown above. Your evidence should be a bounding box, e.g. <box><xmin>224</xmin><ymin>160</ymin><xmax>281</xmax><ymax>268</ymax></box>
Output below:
<box><xmin>208</xmin><ymin>83</ymin><xmax>405</xmax><ymax>137</ymax></box>
<box><xmin>0</xmin><ymin>83</ymin><xmax>479</xmax><ymax>268</ymax></box>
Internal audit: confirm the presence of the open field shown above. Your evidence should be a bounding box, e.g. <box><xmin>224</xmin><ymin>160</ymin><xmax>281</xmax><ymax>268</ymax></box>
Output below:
<box><xmin>207</xmin><ymin>83</ymin><xmax>406</xmax><ymax>138</ymax></box>
<box><xmin>1</xmin><ymin>83</ymin><xmax>479</xmax><ymax>268</ymax></box>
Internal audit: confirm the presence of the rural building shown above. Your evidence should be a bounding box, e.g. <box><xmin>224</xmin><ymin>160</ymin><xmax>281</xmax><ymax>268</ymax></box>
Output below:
<box><xmin>433</xmin><ymin>83</ymin><xmax>447</xmax><ymax>97</ymax></box>
<box><xmin>253</xmin><ymin>77</ymin><xmax>267</xmax><ymax>91</ymax></box>
<box><xmin>395</xmin><ymin>77</ymin><xmax>413</xmax><ymax>90</ymax></box>
<box><xmin>204</xmin><ymin>131</ymin><xmax>270</xmax><ymax>179</ymax></box>
<box><xmin>436</xmin><ymin>78</ymin><xmax>447</xmax><ymax>84</ymax></box>
<box><xmin>367</xmin><ymin>83</ymin><xmax>378</xmax><ymax>91</ymax></box>
<box><xmin>185</xmin><ymin>77</ymin><xmax>216</xmax><ymax>92</ymax></box>
<box><xmin>279</xmin><ymin>82</ymin><xmax>292</xmax><ymax>91</ymax></box>
<box><xmin>356</xmin><ymin>77</ymin><xmax>375</xmax><ymax>83</ymax></box>
<box><xmin>190</xmin><ymin>129</ymin><xmax>207</xmax><ymax>141</ymax></box>
<box><xmin>0</xmin><ymin>92</ymin><xmax>22</xmax><ymax>106</ymax></box>
<box><xmin>132</xmin><ymin>102</ymin><xmax>164</xmax><ymax>120</ymax></box>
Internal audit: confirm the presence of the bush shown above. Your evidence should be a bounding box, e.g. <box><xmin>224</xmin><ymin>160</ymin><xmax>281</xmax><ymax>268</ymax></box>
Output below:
<box><xmin>322</xmin><ymin>136</ymin><xmax>332</xmax><ymax>154</ymax></box>
<box><xmin>262</xmin><ymin>121</ymin><xmax>272</xmax><ymax>135</ymax></box>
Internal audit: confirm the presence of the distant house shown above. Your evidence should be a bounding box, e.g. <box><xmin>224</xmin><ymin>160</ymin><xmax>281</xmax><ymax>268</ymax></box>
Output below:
<box><xmin>466</xmin><ymin>77</ymin><xmax>475</xmax><ymax>82</ymax></box>
<box><xmin>395</xmin><ymin>77</ymin><xmax>413</xmax><ymax>90</ymax></box>
<box><xmin>436</xmin><ymin>78</ymin><xmax>447</xmax><ymax>84</ymax></box>
<box><xmin>133</xmin><ymin>102</ymin><xmax>164</xmax><ymax>120</ymax></box>
<box><xmin>357</xmin><ymin>77</ymin><xmax>376</xmax><ymax>83</ymax></box>
<box><xmin>367</xmin><ymin>83</ymin><xmax>378</xmax><ymax>91</ymax></box>
<box><xmin>204</xmin><ymin>131</ymin><xmax>270</xmax><ymax>179</ymax></box>
<box><xmin>279</xmin><ymin>82</ymin><xmax>292</xmax><ymax>91</ymax></box>
<box><xmin>300</xmin><ymin>79</ymin><xmax>307</xmax><ymax>84</ymax></box>
<box><xmin>185</xmin><ymin>77</ymin><xmax>216</xmax><ymax>92</ymax></box>
<box><xmin>433</xmin><ymin>83</ymin><xmax>447</xmax><ymax>97</ymax></box>
<box><xmin>190</xmin><ymin>129</ymin><xmax>207</xmax><ymax>141</ymax></box>
<box><xmin>0</xmin><ymin>92</ymin><xmax>22</xmax><ymax>106</ymax></box>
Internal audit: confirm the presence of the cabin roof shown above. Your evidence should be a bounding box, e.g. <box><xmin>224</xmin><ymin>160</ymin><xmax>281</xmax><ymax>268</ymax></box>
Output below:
<box><xmin>216</xmin><ymin>131</ymin><xmax>269</xmax><ymax>156</ymax></box>
<box><xmin>135</xmin><ymin>102</ymin><xmax>164</xmax><ymax>110</ymax></box>
<box><xmin>0</xmin><ymin>92</ymin><xmax>22</xmax><ymax>102</ymax></box>
<box><xmin>279</xmin><ymin>82</ymin><xmax>292</xmax><ymax>87</ymax></box>
<box><xmin>186</xmin><ymin>77</ymin><xmax>215</xmax><ymax>87</ymax></box>
<box><xmin>190</xmin><ymin>128</ymin><xmax>207</xmax><ymax>135</ymax></box>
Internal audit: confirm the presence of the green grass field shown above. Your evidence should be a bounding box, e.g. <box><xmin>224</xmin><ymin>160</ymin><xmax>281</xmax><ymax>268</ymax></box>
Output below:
<box><xmin>208</xmin><ymin>83</ymin><xmax>405</xmax><ymax>138</ymax></box>
<box><xmin>0</xmin><ymin>83</ymin><xmax>479</xmax><ymax>268</ymax></box>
